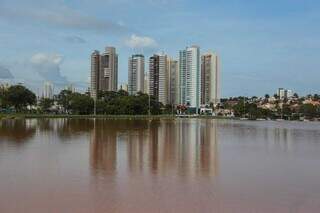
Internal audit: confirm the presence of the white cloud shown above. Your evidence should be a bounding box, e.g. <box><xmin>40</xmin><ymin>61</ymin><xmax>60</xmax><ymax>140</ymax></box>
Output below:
<box><xmin>31</xmin><ymin>53</ymin><xmax>63</xmax><ymax>65</ymax></box>
<box><xmin>30</xmin><ymin>53</ymin><xmax>68</xmax><ymax>85</ymax></box>
<box><xmin>125</xmin><ymin>34</ymin><xmax>158</xmax><ymax>49</ymax></box>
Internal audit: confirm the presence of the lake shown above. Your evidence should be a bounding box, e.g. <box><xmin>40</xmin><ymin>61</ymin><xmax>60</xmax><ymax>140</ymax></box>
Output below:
<box><xmin>0</xmin><ymin>118</ymin><xmax>320</xmax><ymax>212</ymax></box>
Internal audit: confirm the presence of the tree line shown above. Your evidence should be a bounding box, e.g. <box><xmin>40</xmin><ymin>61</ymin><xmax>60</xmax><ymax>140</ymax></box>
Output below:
<box><xmin>0</xmin><ymin>85</ymin><xmax>164</xmax><ymax>115</ymax></box>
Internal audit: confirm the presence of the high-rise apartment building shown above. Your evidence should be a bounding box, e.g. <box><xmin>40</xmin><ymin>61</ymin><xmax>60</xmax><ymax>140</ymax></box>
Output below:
<box><xmin>149</xmin><ymin>55</ymin><xmax>160</xmax><ymax>101</ymax></box>
<box><xmin>179</xmin><ymin>50</ymin><xmax>186</xmax><ymax>105</ymax></box>
<box><xmin>128</xmin><ymin>54</ymin><xmax>145</xmax><ymax>95</ymax></box>
<box><xmin>144</xmin><ymin>72</ymin><xmax>149</xmax><ymax>94</ymax></box>
<box><xmin>167</xmin><ymin>58</ymin><xmax>178</xmax><ymax>105</ymax></box>
<box><xmin>179</xmin><ymin>46</ymin><xmax>201</xmax><ymax>109</ymax></box>
<box><xmin>149</xmin><ymin>54</ymin><xmax>169</xmax><ymax>105</ymax></box>
<box><xmin>277</xmin><ymin>88</ymin><xmax>286</xmax><ymax>99</ymax></box>
<box><xmin>158</xmin><ymin>54</ymin><xmax>168</xmax><ymax>105</ymax></box>
<box><xmin>99</xmin><ymin>47</ymin><xmax>118</xmax><ymax>92</ymax></box>
<box><xmin>43</xmin><ymin>81</ymin><xmax>53</xmax><ymax>99</ymax></box>
<box><xmin>90</xmin><ymin>47</ymin><xmax>118</xmax><ymax>98</ymax></box>
<box><xmin>90</xmin><ymin>50</ymin><xmax>100</xmax><ymax>99</ymax></box>
<box><xmin>277</xmin><ymin>88</ymin><xmax>293</xmax><ymax>99</ymax></box>
<box><xmin>201</xmin><ymin>52</ymin><xmax>220</xmax><ymax>105</ymax></box>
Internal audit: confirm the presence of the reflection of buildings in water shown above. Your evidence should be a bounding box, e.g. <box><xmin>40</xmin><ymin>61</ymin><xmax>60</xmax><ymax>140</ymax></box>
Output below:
<box><xmin>90</xmin><ymin>120</ymin><xmax>118</xmax><ymax>175</ymax></box>
<box><xmin>89</xmin><ymin>119</ymin><xmax>219</xmax><ymax>179</ymax></box>
<box><xmin>90</xmin><ymin>119</ymin><xmax>151</xmax><ymax>176</ymax></box>
<box><xmin>0</xmin><ymin>119</ymin><xmax>37</xmax><ymax>143</ymax></box>
<box><xmin>126</xmin><ymin>126</ymin><xmax>148</xmax><ymax>173</ymax></box>
<box><xmin>57</xmin><ymin>119</ymin><xmax>94</xmax><ymax>140</ymax></box>
<box><xmin>150</xmin><ymin>119</ymin><xmax>219</xmax><ymax>178</ymax></box>
<box><xmin>273</xmin><ymin>127</ymin><xmax>292</xmax><ymax>152</ymax></box>
<box><xmin>198</xmin><ymin>120</ymin><xmax>219</xmax><ymax>177</ymax></box>
<box><xmin>148</xmin><ymin>120</ymin><xmax>160</xmax><ymax>172</ymax></box>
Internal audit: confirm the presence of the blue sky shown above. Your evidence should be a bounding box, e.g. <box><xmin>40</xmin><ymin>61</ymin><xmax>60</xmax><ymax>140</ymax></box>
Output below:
<box><xmin>0</xmin><ymin>0</ymin><xmax>319</xmax><ymax>97</ymax></box>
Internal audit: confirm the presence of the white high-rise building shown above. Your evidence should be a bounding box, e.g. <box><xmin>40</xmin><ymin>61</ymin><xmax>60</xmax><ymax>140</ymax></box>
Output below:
<box><xmin>286</xmin><ymin>90</ymin><xmax>293</xmax><ymax>98</ymax></box>
<box><xmin>43</xmin><ymin>81</ymin><xmax>53</xmax><ymax>99</ymax></box>
<box><xmin>277</xmin><ymin>88</ymin><xmax>286</xmax><ymax>99</ymax></box>
<box><xmin>179</xmin><ymin>46</ymin><xmax>201</xmax><ymax>110</ymax></box>
<box><xmin>144</xmin><ymin>72</ymin><xmax>149</xmax><ymax>94</ymax></box>
<box><xmin>277</xmin><ymin>88</ymin><xmax>293</xmax><ymax>99</ymax></box>
<box><xmin>128</xmin><ymin>54</ymin><xmax>145</xmax><ymax>95</ymax></box>
<box><xmin>158</xmin><ymin>54</ymin><xmax>168</xmax><ymax>105</ymax></box>
<box><xmin>201</xmin><ymin>52</ymin><xmax>220</xmax><ymax>105</ymax></box>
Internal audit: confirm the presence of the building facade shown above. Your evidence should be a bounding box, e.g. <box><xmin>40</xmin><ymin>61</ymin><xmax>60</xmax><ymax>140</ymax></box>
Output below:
<box><xmin>168</xmin><ymin>58</ymin><xmax>178</xmax><ymax>105</ymax></box>
<box><xmin>90</xmin><ymin>50</ymin><xmax>100</xmax><ymax>99</ymax></box>
<box><xmin>158</xmin><ymin>54</ymin><xmax>168</xmax><ymax>105</ymax></box>
<box><xmin>144</xmin><ymin>72</ymin><xmax>149</xmax><ymax>95</ymax></box>
<box><xmin>277</xmin><ymin>88</ymin><xmax>293</xmax><ymax>99</ymax></box>
<box><xmin>99</xmin><ymin>47</ymin><xmax>118</xmax><ymax>92</ymax></box>
<box><xmin>128</xmin><ymin>54</ymin><xmax>145</xmax><ymax>95</ymax></box>
<box><xmin>201</xmin><ymin>52</ymin><xmax>220</xmax><ymax>105</ymax></box>
<box><xmin>43</xmin><ymin>81</ymin><xmax>53</xmax><ymax>99</ymax></box>
<box><xmin>149</xmin><ymin>55</ymin><xmax>160</xmax><ymax>101</ymax></box>
<box><xmin>90</xmin><ymin>47</ymin><xmax>118</xmax><ymax>99</ymax></box>
<box><xmin>179</xmin><ymin>46</ymin><xmax>201</xmax><ymax>109</ymax></box>
<box><xmin>149</xmin><ymin>54</ymin><xmax>170</xmax><ymax>105</ymax></box>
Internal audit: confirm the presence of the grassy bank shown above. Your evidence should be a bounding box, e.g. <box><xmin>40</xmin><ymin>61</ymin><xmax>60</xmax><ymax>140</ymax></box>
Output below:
<box><xmin>2</xmin><ymin>114</ymin><xmax>318</xmax><ymax>122</ymax></box>
<box><xmin>0</xmin><ymin>114</ymin><xmax>176</xmax><ymax>120</ymax></box>
<box><xmin>0</xmin><ymin>113</ymin><xmax>231</xmax><ymax>120</ymax></box>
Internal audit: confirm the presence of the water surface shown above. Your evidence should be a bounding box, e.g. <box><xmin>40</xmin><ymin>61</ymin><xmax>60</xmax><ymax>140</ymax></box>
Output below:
<box><xmin>0</xmin><ymin>118</ymin><xmax>320</xmax><ymax>212</ymax></box>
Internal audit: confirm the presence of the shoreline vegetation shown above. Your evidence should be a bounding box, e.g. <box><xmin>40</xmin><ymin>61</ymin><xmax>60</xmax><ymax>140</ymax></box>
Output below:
<box><xmin>1</xmin><ymin>85</ymin><xmax>320</xmax><ymax>122</ymax></box>
<box><xmin>0</xmin><ymin>114</ymin><xmax>224</xmax><ymax>120</ymax></box>
<box><xmin>0</xmin><ymin>114</ymin><xmax>319</xmax><ymax>122</ymax></box>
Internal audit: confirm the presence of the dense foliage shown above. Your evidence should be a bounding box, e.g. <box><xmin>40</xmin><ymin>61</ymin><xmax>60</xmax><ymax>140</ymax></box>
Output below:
<box><xmin>1</xmin><ymin>84</ymin><xmax>320</xmax><ymax>119</ymax></box>
<box><xmin>39</xmin><ymin>98</ymin><xmax>54</xmax><ymax>113</ymax></box>
<box><xmin>232</xmin><ymin>100</ymin><xmax>272</xmax><ymax>119</ymax></box>
<box><xmin>96</xmin><ymin>91</ymin><xmax>162</xmax><ymax>115</ymax></box>
<box><xmin>0</xmin><ymin>85</ymin><xmax>36</xmax><ymax>112</ymax></box>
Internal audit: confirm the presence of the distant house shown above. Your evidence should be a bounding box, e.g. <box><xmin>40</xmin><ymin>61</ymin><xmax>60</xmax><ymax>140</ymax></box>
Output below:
<box><xmin>200</xmin><ymin>106</ymin><xmax>214</xmax><ymax>116</ymax></box>
<box><xmin>303</xmin><ymin>99</ymin><xmax>320</xmax><ymax>106</ymax></box>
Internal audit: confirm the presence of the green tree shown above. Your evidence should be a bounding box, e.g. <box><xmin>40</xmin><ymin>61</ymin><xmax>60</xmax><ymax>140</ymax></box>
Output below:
<box><xmin>300</xmin><ymin>104</ymin><xmax>318</xmax><ymax>118</ymax></box>
<box><xmin>0</xmin><ymin>87</ymin><xmax>7</xmax><ymax>108</ymax></box>
<box><xmin>265</xmin><ymin>94</ymin><xmax>270</xmax><ymax>99</ymax></box>
<box><xmin>39</xmin><ymin>98</ymin><xmax>54</xmax><ymax>113</ymax></box>
<box><xmin>233</xmin><ymin>99</ymin><xmax>246</xmax><ymax>117</ymax></box>
<box><xmin>70</xmin><ymin>93</ymin><xmax>94</xmax><ymax>115</ymax></box>
<box><xmin>4</xmin><ymin>85</ymin><xmax>36</xmax><ymax>112</ymax></box>
<box><xmin>94</xmin><ymin>91</ymin><xmax>162</xmax><ymax>115</ymax></box>
<box><xmin>57</xmin><ymin>90</ymin><xmax>73</xmax><ymax>113</ymax></box>
<box><xmin>282</xmin><ymin>104</ymin><xmax>292</xmax><ymax>116</ymax></box>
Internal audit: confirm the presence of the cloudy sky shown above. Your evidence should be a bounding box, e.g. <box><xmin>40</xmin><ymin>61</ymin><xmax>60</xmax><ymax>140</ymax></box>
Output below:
<box><xmin>0</xmin><ymin>0</ymin><xmax>319</xmax><ymax>97</ymax></box>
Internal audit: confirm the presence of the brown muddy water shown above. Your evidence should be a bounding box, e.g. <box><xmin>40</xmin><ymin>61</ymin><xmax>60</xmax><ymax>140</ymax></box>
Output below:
<box><xmin>0</xmin><ymin>118</ymin><xmax>320</xmax><ymax>212</ymax></box>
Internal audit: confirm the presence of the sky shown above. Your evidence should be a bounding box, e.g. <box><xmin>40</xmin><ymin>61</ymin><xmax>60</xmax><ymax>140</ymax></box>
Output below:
<box><xmin>0</xmin><ymin>0</ymin><xmax>319</xmax><ymax>97</ymax></box>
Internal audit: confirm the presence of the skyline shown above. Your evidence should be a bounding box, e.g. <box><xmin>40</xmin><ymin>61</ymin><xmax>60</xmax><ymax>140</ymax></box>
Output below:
<box><xmin>0</xmin><ymin>0</ymin><xmax>319</xmax><ymax>97</ymax></box>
